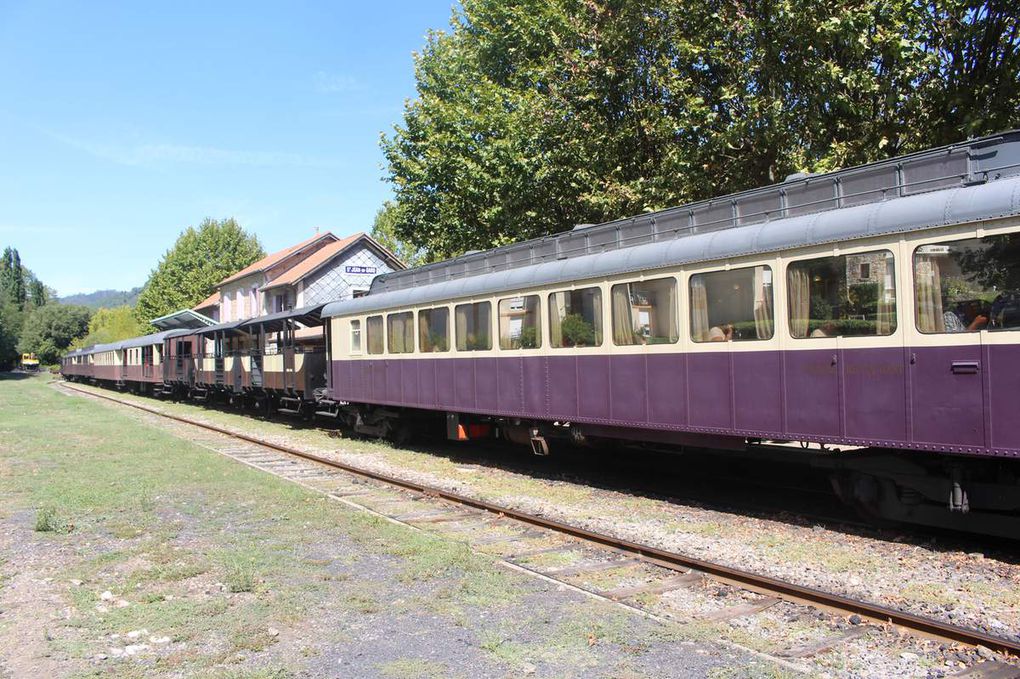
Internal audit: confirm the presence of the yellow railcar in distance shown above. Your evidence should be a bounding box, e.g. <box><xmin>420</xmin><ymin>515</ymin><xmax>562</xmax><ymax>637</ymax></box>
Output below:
<box><xmin>20</xmin><ymin>353</ymin><xmax>40</xmax><ymax>371</ymax></box>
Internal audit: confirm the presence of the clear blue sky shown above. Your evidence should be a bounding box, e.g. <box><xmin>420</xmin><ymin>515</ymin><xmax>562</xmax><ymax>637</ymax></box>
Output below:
<box><xmin>0</xmin><ymin>1</ymin><xmax>456</xmax><ymax>296</ymax></box>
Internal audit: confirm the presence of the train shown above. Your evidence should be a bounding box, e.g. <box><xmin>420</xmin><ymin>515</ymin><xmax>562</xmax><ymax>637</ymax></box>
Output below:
<box><xmin>62</xmin><ymin>131</ymin><xmax>1020</xmax><ymax>538</ymax></box>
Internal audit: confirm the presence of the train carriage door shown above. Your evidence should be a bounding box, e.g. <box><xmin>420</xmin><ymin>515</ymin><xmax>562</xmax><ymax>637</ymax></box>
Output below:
<box><xmin>908</xmin><ymin>235</ymin><xmax>1019</xmax><ymax>451</ymax></box>
<box><xmin>283</xmin><ymin>320</ymin><xmax>296</xmax><ymax>392</ymax></box>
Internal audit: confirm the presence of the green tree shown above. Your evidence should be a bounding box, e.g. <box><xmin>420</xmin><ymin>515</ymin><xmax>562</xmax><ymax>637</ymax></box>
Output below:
<box><xmin>1</xmin><ymin>247</ymin><xmax>26</xmax><ymax>309</ymax></box>
<box><xmin>17</xmin><ymin>304</ymin><xmax>91</xmax><ymax>364</ymax></box>
<box><xmin>370</xmin><ymin>201</ymin><xmax>430</xmax><ymax>268</ymax></box>
<box><xmin>26</xmin><ymin>273</ymin><xmax>47</xmax><ymax>308</ymax></box>
<box><xmin>382</xmin><ymin>0</ymin><xmax>1020</xmax><ymax>260</ymax></box>
<box><xmin>0</xmin><ymin>301</ymin><xmax>23</xmax><ymax>369</ymax></box>
<box><xmin>71</xmin><ymin>306</ymin><xmax>149</xmax><ymax>350</ymax></box>
<box><xmin>135</xmin><ymin>218</ymin><xmax>265</xmax><ymax>323</ymax></box>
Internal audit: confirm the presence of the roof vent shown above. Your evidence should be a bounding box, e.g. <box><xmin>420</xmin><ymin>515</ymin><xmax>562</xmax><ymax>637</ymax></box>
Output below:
<box><xmin>463</xmin><ymin>250</ymin><xmax>482</xmax><ymax>256</ymax></box>
<box><xmin>572</xmin><ymin>223</ymin><xmax>596</xmax><ymax>231</ymax></box>
<box><xmin>784</xmin><ymin>171</ymin><xmax>816</xmax><ymax>183</ymax></box>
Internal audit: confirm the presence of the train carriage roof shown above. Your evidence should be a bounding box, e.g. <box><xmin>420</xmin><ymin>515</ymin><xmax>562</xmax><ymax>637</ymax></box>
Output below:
<box><xmin>239</xmin><ymin>303</ymin><xmax>327</xmax><ymax>333</ymax></box>
<box><xmin>323</xmin><ymin>170</ymin><xmax>1020</xmax><ymax>318</ymax></box>
<box><xmin>363</xmin><ymin>130</ymin><xmax>1020</xmax><ymax>299</ymax></box>
<box><xmin>119</xmin><ymin>330</ymin><xmax>176</xmax><ymax>349</ymax></box>
<box><xmin>191</xmin><ymin>319</ymin><xmax>250</xmax><ymax>337</ymax></box>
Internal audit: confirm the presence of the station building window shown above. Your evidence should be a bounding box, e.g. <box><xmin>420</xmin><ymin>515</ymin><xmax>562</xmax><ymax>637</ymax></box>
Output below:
<box><xmin>455</xmin><ymin>302</ymin><xmax>491</xmax><ymax>351</ymax></box>
<box><xmin>419</xmin><ymin>307</ymin><xmax>450</xmax><ymax>352</ymax></box>
<box><xmin>914</xmin><ymin>233</ymin><xmax>1020</xmax><ymax>333</ymax></box>
<box><xmin>611</xmin><ymin>278</ymin><xmax>678</xmax><ymax>345</ymax></box>
<box><xmin>387</xmin><ymin>312</ymin><xmax>415</xmax><ymax>353</ymax></box>
<box><xmin>788</xmin><ymin>252</ymin><xmax>896</xmax><ymax>338</ymax></box>
<box><xmin>549</xmin><ymin>287</ymin><xmax>603</xmax><ymax>348</ymax></box>
<box><xmin>690</xmin><ymin>266</ymin><xmax>774</xmax><ymax>342</ymax></box>
<box><xmin>498</xmin><ymin>295</ymin><xmax>541</xmax><ymax>349</ymax></box>
<box><xmin>366</xmin><ymin>315</ymin><xmax>384</xmax><ymax>354</ymax></box>
<box><xmin>350</xmin><ymin>320</ymin><xmax>362</xmax><ymax>353</ymax></box>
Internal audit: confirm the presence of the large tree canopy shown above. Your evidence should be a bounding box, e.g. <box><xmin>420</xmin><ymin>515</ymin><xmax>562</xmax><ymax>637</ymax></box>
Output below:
<box><xmin>17</xmin><ymin>304</ymin><xmax>91</xmax><ymax>365</ymax></box>
<box><xmin>382</xmin><ymin>0</ymin><xmax>1020</xmax><ymax>260</ymax></box>
<box><xmin>135</xmin><ymin>218</ymin><xmax>265</xmax><ymax>323</ymax></box>
<box><xmin>371</xmin><ymin>201</ymin><xmax>431</xmax><ymax>268</ymax></box>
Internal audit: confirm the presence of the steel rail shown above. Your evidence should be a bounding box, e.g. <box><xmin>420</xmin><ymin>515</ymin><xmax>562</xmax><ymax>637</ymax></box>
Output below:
<box><xmin>62</xmin><ymin>382</ymin><xmax>1020</xmax><ymax>657</ymax></box>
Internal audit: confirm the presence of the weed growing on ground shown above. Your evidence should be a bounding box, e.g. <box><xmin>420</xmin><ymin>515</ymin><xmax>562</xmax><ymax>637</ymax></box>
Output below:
<box><xmin>229</xmin><ymin>624</ymin><xmax>278</xmax><ymax>652</ymax></box>
<box><xmin>478</xmin><ymin>629</ymin><xmax>533</xmax><ymax>670</ymax></box>
<box><xmin>707</xmin><ymin>664</ymin><xmax>801</xmax><ymax>679</ymax></box>
<box><xmin>222</xmin><ymin>554</ymin><xmax>259</xmax><ymax>593</ymax></box>
<box><xmin>377</xmin><ymin>658</ymin><xmax>449</xmax><ymax>679</ymax></box>
<box><xmin>34</xmin><ymin>505</ymin><xmax>69</xmax><ymax>533</ymax></box>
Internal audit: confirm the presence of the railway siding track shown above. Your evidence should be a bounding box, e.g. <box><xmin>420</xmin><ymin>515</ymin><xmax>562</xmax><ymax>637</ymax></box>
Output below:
<box><xmin>60</xmin><ymin>382</ymin><xmax>1020</xmax><ymax>677</ymax></box>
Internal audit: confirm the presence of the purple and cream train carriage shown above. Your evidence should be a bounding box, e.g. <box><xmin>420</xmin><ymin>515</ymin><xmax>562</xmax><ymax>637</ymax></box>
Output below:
<box><xmin>320</xmin><ymin>132</ymin><xmax>1020</xmax><ymax>536</ymax></box>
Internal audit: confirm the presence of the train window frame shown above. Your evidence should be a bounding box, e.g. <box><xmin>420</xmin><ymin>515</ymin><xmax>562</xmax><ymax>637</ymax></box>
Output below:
<box><xmin>548</xmin><ymin>286</ymin><xmax>604</xmax><ymax>348</ymax></box>
<box><xmin>498</xmin><ymin>295</ymin><xmax>542</xmax><ymax>350</ymax></box>
<box><xmin>387</xmin><ymin>312</ymin><xmax>415</xmax><ymax>354</ymax></box>
<box><xmin>419</xmin><ymin>306</ymin><xmax>450</xmax><ymax>352</ymax></box>
<box><xmin>913</xmin><ymin>234</ymin><xmax>1020</xmax><ymax>334</ymax></box>
<box><xmin>689</xmin><ymin>266</ymin><xmax>774</xmax><ymax>343</ymax></box>
<box><xmin>366</xmin><ymin>315</ymin><xmax>385</xmax><ymax>354</ymax></box>
<box><xmin>455</xmin><ymin>301</ymin><xmax>492</xmax><ymax>351</ymax></box>
<box><xmin>611</xmin><ymin>277</ymin><xmax>679</xmax><ymax>346</ymax></box>
<box><xmin>787</xmin><ymin>250</ymin><xmax>897</xmax><ymax>339</ymax></box>
<box><xmin>350</xmin><ymin>319</ymin><xmax>362</xmax><ymax>354</ymax></box>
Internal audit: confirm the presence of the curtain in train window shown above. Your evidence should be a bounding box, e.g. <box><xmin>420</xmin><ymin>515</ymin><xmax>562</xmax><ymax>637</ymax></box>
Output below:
<box><xmin>366</xmin><ymin>315</ymin><xmax>384</xmax><ymax>354</ymax></box>
<box><xmin>387</xmin><ymin>312</ymin><xmax>414</xmax><ymax>353</ymax></box>
<box><xmin>549</xmin><ymin>287</ymin><xmax>603</xmax><ymax>348</ymax></box>
<box><xmin>787</xmin><ymin>252</ymin><xmax>896</xmax><ymax>338</ymax></box>
<box><xmin>498</xmin><ymin>296</ymin><xmax>541</xmax><ymax>349</ymax></box>
<box><xmin>914</xmin><ymin>234</ymin><xmax>1020</xmax><ymax>333</ymax></box>
<box><xmin>419</xmin><ymin>307</ymin><xmax>450</xmax><ymax>352</ymax></box>
<box><xmin>455</xmin><ymin>302</ymin><xmax>491</xmax><ymax>351</ymax></box>
<box><xmin>689</xmin><ymin>266</ymin><xmax>774</xmax><ymax>342</ymax></box>
<box><xmin>610</xmin><ymin>278</ymin><xmax>678</xmax><ymax>345</ymax></box>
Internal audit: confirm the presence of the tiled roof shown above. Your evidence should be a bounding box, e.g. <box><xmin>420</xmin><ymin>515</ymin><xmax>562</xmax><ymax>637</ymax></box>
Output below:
<box><xmin>218</xmin><ymin>232</ymin><xmax>337</xmax><ymax>286</ymax></box>
<box><xmin>193</xmin><ymin>290</ymin><xmax>220</xmax><ymax>311</ymax></box>
<box><xmin>260</xmin><ymin>233</ymin><xmax>365</xmax><ymax>290</ymax></box>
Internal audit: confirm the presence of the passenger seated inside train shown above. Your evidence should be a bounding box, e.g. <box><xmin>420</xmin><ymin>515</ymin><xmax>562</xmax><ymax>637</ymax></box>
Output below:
<box><xmin>690</xmin><ymin>266</ymin><xmax>774</xmax><ymax>343</ymax></box>
<box><xmin>707</xmin><ymin>324</ymin><xmax>734</xmax><ymax>342</ymax></box>
<box><xmin>943</xmin><ymin>301</ymin><xmax>988</xmax><ymax>332</ymax></box>
<box><xmin>915</xmin><ymin>234</ymin><xmax>1020</xmax><ymax>333</ymax></box>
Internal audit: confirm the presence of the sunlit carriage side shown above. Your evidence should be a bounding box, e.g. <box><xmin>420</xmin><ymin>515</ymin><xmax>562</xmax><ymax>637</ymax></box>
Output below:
<box><xmin>320</xmin><ymin>132</ymin><xmax>1020</xmax><ymax>537</ymax></box>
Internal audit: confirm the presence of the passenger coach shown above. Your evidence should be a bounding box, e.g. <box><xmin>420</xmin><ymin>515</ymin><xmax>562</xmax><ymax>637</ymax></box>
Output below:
<box><xmin>321</xmin><ymin>131</ymin><xmax>1020</xmax><ymax>536</ymax></box>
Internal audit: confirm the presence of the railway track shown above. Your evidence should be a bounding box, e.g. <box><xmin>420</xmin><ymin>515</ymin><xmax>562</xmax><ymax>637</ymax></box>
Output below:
<box><xmin>60</xmin><ymin>382</ymin><xmax>1020</xmax><ymax>675</ymax></box>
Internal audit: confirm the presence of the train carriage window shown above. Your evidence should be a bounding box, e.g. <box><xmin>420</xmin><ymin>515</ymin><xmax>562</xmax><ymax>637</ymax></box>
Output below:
<box><xmin>419</xmin><ymin>307</ymin><xmax>450</xmax><ymax>352</ymax></box>
<box><xmin>612</xmin><ymin>278</ymin><xmax>678</xmax><ymax>345</ymax></box>
<box><xmin>387</xmin><ymin>312</ymin><xmax>415</xmax><ymax>353</ymax></box>
<box><xmin>498</xmin><ymin>295</ymin><xmax>541</xmax><ymax>349</ymax></box>
<box><xmin>690</xmin><ymin>266</ymin><xmax>774</xmax><ymax>342</ymax></box>
<box><xmin>788</xmin><ymin>251</ymin><xmax>896</xmax><ymax>338</ymax></box>
<box><xmin>455</xmin><ymin>302</ymin><xmax>492</xmax><ymax>351</ymax></box>
<box><xmin>914</xmin><ymin>234</ymin><xmax>1020</xmax><ymax>333</ymax></box>
<box><xmin>549</xmin><ymin>287</ymin><xmax>603</xmax><ymax>348</ymax></box>
<box><xmin>366</xmin><ymin>315</ymin><xmax>384</xmax><ymax>354</ymax></box>
<box><xmin>350</xmin><ymin>320</ymin><xmax>362</xmax><ymax>353</ymax></box>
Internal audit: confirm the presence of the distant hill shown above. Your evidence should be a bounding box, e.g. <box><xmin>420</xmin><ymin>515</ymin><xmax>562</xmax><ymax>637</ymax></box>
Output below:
<box><xmin>60</xmin><ymin>287</ymin><xmax>142</xmax><ymax>310</ymax></box>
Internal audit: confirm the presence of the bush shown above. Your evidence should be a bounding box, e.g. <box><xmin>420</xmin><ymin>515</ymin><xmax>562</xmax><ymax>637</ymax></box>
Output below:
<box><xmin>560</xmin><ymin>313</ymin><xmax>596</xmax><ymax>347</ymax></box>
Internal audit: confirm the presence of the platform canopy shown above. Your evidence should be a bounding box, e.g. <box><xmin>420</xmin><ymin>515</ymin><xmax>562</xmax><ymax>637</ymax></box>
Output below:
<box><xmin>149</xmin><ymin>308</ymin><xmax>216</xmax><ymax>331</ymax></box>
<box><xmin>238</xmin><ymin>303</ymin><xmax>327</xmax><ymax>334</ymax></box>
